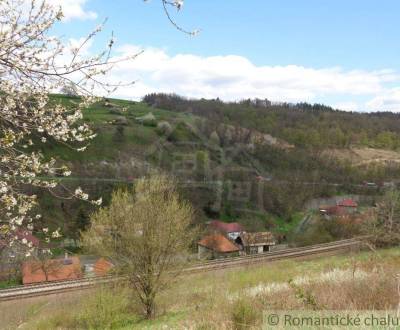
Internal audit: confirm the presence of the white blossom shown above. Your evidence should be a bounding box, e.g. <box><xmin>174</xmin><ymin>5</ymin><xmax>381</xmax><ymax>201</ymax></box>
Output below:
<box><xmin>174</xmin><ymin>0</ymin><xmax>184</xmax><ymax>10</ymax></box>
<box><xmin>0</xmin><ymin>0</ymin><xmax>134</xmax><ymax>248</ymax></box>
<box><xmin>92</xmin><ymin>197</ymin><xmax>102</xmax><ymax>206</ymax></box>
<box><xmin>51</xmin><ymin>229</ymin><xmax>61</xmax><ymax>238</ymax></box>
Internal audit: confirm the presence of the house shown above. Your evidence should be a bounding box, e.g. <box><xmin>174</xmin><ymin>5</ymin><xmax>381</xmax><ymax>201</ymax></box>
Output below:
<box><xmin>337</xmin><ymin>198</ymin><xmax>358</xmax><ymax>213</ymax></box>
<box><xmin>93</xmin><ymin>258</ymin><xmax>113</xmax><ymax>277</ymax></box>
<box><xmin>209</xmin><ymin>220</ymin><xmax>244</xmax><ymax>240</ymax></box>
<box><xmin>198</xmin><ymin>234</ymin><xmax>240</xmax><ymax>259</ymax></box>
<box><xmin>22</xmin><ymin>256</ymin><xmax>82</xmax><ymax>284</ymax></box>
<box><xmin>235</xmin><ymin>232</ymin><xmax>275</xmax><ymax>254</ymax></box>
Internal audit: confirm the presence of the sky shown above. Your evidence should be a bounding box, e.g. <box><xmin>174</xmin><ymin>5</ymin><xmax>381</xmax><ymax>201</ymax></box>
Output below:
<box><xmin>49</xmin><ymin>0</ymin><xmax>400</xmax><ymax>112</ymax></box>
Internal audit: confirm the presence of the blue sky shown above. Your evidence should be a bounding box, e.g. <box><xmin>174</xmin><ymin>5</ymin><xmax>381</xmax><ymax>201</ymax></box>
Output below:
<box><xmin>52</xmin><ymin>0</ymin><xmax>400</xmax><ymax>112</ymax></box>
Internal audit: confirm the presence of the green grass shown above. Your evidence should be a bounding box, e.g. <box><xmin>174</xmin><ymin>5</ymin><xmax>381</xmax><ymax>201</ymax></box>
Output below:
<box><xmin>272</xmin><ymin>212</ymin><xmax>304</xmax><ymax>234</ymax></box>
<box><xmin>0</xmin><ymin>278</ymin><xmax>21</xmax><ymax>289</ymax></box>
<box><xmin>5</xmin><ymin>247</ymin><xmax>399</xmax><ymax>329</ymax></box>
<box><xmin>42</xmin><ymin>95</ymin><xmax>185</xmax><ymax>162</ymax></box>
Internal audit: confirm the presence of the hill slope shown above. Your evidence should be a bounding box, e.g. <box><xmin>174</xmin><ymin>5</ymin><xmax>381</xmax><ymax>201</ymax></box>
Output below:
<box><xmin>34</xmin><ymin>94</ymin><xmax>400</xmax><ymax>240</ymax></box>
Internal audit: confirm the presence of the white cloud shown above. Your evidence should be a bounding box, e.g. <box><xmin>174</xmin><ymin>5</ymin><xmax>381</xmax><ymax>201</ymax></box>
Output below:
<box><xmin>48</xmin><ymin>0</ymin><xmax>97</xmax><ymax>21</ymax></box>
<box><xmin>366</xmin><ymin>88</ymin><xmax>400</xmax><ymax>112</ymax></box>
<box><xmin>68</xmin><ymin>37</ymin><xmax>93</xmax><ymax>56</ymax></box>
<box><xmin>333</xmin><ymin>102</ymin><xmax>359</xmax><ymax>112</ymax></box>
<box><xmin>102</xmin><ymin>45</ymin><xmax>399</xmax><ymax>106</ymax></box>
<box><xmin>70</xmin><ymin>44</ymin><xmax>399</xmax><ymax>112</ymax></box>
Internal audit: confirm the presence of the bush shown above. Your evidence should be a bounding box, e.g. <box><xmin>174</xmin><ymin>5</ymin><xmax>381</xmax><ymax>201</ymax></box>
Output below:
<box><xmin>291</xmin><ymin>220</ymin><xmax>334</xmax><ymax>247</ymax></box>
<box><xmin>156</xmin><ymin>121</ymin><xmax>173</xmax><ymax>136</ymax></box>
<box><xmin>36</xmin><ymin>285</ymin><xmax>138</xmax><ymax>330</ymax></box>
<box><xmin>78</xmin><ymin>286</ymin><xmax>136</xmax><ymax>328</ymax></box>
<box><xmin>230</xmin><ymin>298</ymin><xmax>259</xmax><ymax>330</ymax></box>
<box><xmin>0</xmin><ymin>277</ymin><xmax>21</xmax><ymax>289</ymax></box>
<box><xmin>167</xmin><ymin>122</ymin><xmax>197</xmax><ymax>142</ymax></box>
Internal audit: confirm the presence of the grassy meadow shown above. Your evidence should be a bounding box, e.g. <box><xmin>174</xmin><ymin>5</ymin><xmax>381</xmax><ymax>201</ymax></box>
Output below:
<box><xmin>2</xmin><ymin>247</ymin><xmax>400</xmax><ymax>329</ymax></box>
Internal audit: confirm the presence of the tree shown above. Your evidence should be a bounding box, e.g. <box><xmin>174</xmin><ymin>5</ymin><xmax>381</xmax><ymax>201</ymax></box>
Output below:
<box><xmin>31</xmin><ymin>249</ymin><xmax>62</xmax><ymax>282</ymax></box>
<box><xmin>75</xmin><ymin>207</ymin><xmax>90</xmax><ymax>233</ymax></box>
<box><xmin>60</xmin><ymin>82</ymin><xmax>79</xmax><ymax>97</ymax></box>
<box><xmin>364</xmin><ymin>189</ymin><xmax>400</xmax><ymax>247</ymax></box>
<box><xmin>82</xmin><ymin>174</ymin><xmax>196</xmax><ymax>318</ymax></box>
<box><xmin>112</xmin><ymin>125</ymin><xmax>125</xmax><ymax>144</ymax></box>
<box><xmin>195</xmin><ymin>150</ymin><xmax>209</xmax><ymax>180</ymax></box>
<box><xmin>157</xmin><ymin>0</ymin><xmax>199</xmax><ymax>36</ymax></box>
<box><xmin>0</xmin><ymin>0</ymin><xmax>136</xmax><ymax>252</ymax></box>
<box><xmin>210</xmin><ymin>131</ymin><xmax>221</xmax><ymax>146</ymax></box>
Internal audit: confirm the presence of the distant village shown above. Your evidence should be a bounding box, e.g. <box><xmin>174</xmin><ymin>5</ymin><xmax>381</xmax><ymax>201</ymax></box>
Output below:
<box><xmin>0</xmin><ymin>194</ymin><xmax>370</xmax><ymax>286</ymax></box>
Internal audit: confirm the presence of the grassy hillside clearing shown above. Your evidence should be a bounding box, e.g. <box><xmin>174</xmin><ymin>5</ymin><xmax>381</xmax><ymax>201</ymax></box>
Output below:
<box><xmin>323</xmin><ymin>147</ymin><xmax>400</xmax><ymax>167</ymax></box>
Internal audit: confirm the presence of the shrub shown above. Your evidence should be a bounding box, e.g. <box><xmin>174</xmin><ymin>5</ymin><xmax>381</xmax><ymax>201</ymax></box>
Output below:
<box><xmin>36</xmin><ymin>285</ymin><xmax>138</xmax><ymax>330</ymax></box>
<box><xmin>156</xmin><ymin>121</ymin><xmax>173</xmax><ymax>136</ymax></box>
<box><xmin>167</xmin><ymin>122</ymin><xmax>196</xmax><ymax>142</ymax></box>
<box><xmin>291</xmin><ymin>219</ymin><xmax>334</xmax><ymax>247</ymax></box>
<box><xmin>230</xmin><ymin>298</ymin><xmax>259</xmax><ymax>330</ymax></box>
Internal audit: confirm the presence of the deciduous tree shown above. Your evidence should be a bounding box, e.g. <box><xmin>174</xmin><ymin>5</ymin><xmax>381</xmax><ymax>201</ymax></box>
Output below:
<box><xmin>82</xmin><ymin>174</ymin><xmax>196</xmax><ymax>318</ymax></box>
<box><xmin>364</xmin><ymin>189</ymin><xmax>400</xmax><ymax>247</ymax></box>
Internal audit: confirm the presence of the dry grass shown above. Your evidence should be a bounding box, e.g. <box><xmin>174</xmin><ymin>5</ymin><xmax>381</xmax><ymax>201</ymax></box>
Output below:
<box><xmin>2</xmin><ymin>247</ymin><xmax>400</xmax><ymax>329</ymax></box>
<box><xmin>323</xmin><ymin>147</ymin><xmax>400</xmax><ymax>167</ymax></box>
<box><xmin>0</xmin><ymin>291</ymin><xmax>91</xmax><ymax>330</ymax></box>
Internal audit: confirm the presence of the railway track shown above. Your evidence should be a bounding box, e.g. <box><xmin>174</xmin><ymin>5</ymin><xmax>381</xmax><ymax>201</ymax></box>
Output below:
<box><xmin>0</xmin><ymin>237</ymin><xmax>366</xmax><ymax>302</ymax></box>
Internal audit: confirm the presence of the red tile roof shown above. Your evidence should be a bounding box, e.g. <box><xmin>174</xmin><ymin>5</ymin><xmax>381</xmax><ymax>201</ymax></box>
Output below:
<box><xmin>338</xmin><ymin>199</ymin><xmax>358</xmax><ymax>208</ymax></box>
<box><xmin>22</xmin><ymin>256</ymin><xmax>82</xmax><ymax>284</ymax></box>
<box><xmin>198</xmin><ymin>234</ymin><xmax>239</xmax><ymax>253</ymax></box>
<box><xmin>93</xmin><ymin>258</ymin><xmax>113</xmax><ymax>277</ymax></box>
<box><xmin>209</xmin><ymin>220</ymin><xmax>244</xmax><ymax>233</ymax></box>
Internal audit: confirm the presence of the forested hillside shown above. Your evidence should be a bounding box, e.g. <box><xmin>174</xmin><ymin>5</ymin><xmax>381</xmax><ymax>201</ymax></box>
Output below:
<box><xmin>143</xmin><ymin>93</ymin><xmax>400</xmax><ymax>150</ymax></box>
<box><xmin>35</xmin><ymin>94</ymin><xmax>400</xmax><ymax>242</ymax></box>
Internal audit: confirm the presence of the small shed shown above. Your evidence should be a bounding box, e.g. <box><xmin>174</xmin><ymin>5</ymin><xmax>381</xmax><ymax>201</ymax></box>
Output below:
<box><xmin>236</xmin><ymin>232</ymin><xmax>275</xmax><ymax>254</ymax></box>
<box><xmin>198</xmin><ymin>234</ymin><xmax>240</xmax><ymax>259</ymax></box>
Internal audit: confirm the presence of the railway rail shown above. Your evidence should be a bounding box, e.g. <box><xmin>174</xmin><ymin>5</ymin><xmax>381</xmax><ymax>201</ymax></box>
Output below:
<box><xmin>0</xmin><ymin>237</ymin><xmax>366</xmax><ymax>302</ymax></box>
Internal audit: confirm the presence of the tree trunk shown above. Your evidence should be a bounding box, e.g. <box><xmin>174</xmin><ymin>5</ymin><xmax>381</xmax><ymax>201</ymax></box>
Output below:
<box><xmin>145</xmin><ymin>298</ymin><xmax>155</xmax><ymax>319</ymax></box>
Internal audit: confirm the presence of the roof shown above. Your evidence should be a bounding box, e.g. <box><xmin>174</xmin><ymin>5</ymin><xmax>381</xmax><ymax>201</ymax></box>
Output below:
<box><xmin>209</xmin><ymin>220</ymin><xmax>244</xmax><ymax>233</ymax></box>
<box><xmin>22</xmin><ymin>256</ymin><xmax>82</xmax><ymax>284</ymax></box>
<box><xmin>198</xmin><ymin>234</ymin><xmax>240</xmax><ymax>253</ymax></box>
<box><xmin>337</xmin><ymin>199</ymin><xmax>358</xmax><ymax>208</ymax></box>
<box><xmin>93</xmin><ymin>258</ymin><xmax>113</xmax><ymax>277</ymax></box>
<box><xmin>240</xmin><ymin>232</ymin><xmax>275</xmax><ymax>246</ymax></box>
